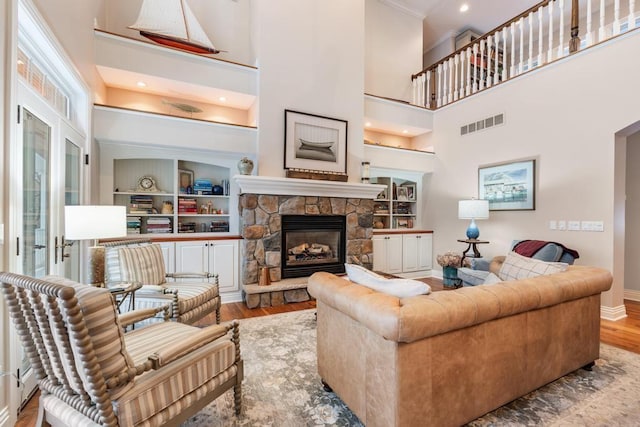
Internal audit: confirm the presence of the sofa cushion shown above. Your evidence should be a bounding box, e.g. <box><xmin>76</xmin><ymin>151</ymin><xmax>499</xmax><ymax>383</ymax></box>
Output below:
<box><xmin>457</xmin><ymin>268</ymin><xmax>489</xmax><ymax>286</ymax></box>
<box><xmin>530</xmin><ymin>243</ymin><xmax>563</xmax><ymax>262</ymax></box>
<box><xmin>498</xmin><ymin>251</ymin><xmax>568</xmax><ymax>281</ymax></box>
<box><xmin>344</xmin><ymin>264</ymin><xmax>431</xmax><ymax>298</ymax></box>
<box><xmin>119</xmin><ymin>244</ymin><xmax>166</xmax><ymax>286</ymax></box>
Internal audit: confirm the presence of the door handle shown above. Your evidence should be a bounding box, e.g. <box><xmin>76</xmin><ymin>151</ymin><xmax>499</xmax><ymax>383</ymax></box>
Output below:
<box><xmin>33</xmin><ymin>244</ymin><xmax>46</xmax><ymax>249</ymax></box>
<box><xmin>56</xmin><ymin>236</ymin><xmax>74</xmax><ymax>263</ymax></box>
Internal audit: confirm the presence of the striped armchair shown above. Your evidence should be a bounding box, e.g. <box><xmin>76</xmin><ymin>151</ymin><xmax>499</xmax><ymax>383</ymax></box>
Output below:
<box><xmin>0</xmin><ymin>273</ymin><xmax>243</xmax><ymax>426</ymax></box>
<box><xmin>98</xmin><ymin>239</ymin><xmax>221</xmax><ymax>325</ymax></box>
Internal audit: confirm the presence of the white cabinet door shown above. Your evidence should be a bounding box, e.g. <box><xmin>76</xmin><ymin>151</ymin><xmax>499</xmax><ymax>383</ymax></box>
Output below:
<box><xmin>175</xmin><ymin>241</ymin><xmax>209</xmax><ymax>273</ymax></box>
<box><xmin>417</xmin><ymin>234</ymin><xmax>433</xmax><ymax>271</ymax></box>
<box><xmin>209</xmin><ymin>240</ymin><xmax>239</xmax><ymax>293</ymax></box>
<box><xmin>402</xmin><ymin>234</ymin><xmax>420</xmax><ymax>272</ymax></box>
<box><xmin>387</xmin><ymin>235</ymin><xmax>403</xmax><ymax>274</ymax></box>
<box><xmin>373</xmin><ymin>234</ymin><xmax>403</xmax><ymax>274</ymax></box>
<box><xmin>402</xmin><ymin>233</ymin><xmax>433</xmax><ymax>273</ymax></box>
<box><xmin>158</xmin><ymin>242</ymin><xmax>175</xmax><ymax>273</ymax></box>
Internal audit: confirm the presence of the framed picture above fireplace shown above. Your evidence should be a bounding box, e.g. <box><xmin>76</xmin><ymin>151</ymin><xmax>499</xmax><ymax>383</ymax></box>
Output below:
<box><xmin>284</xmin><ymin>110</ymin><xmax>348</xmax><ymax>175</ymax></box>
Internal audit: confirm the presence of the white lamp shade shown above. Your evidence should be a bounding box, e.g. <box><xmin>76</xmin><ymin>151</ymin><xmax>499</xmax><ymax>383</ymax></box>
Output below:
<box><xmin>458</xmin><ymin>199</ymin><xmax>489</xmax><ymax>220</ymax></box>
<box><xmin>64</xmin><ymin>205</ymin><xmax>127</xmax><ymax>240</ymax></box>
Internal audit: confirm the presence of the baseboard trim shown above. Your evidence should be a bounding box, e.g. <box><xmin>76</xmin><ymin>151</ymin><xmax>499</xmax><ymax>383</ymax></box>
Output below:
<box><xmin>220</xmin><ymin>291</ymin><xmax>243</xmax><ymax>304</ymax></box>
<box><xmin>600</xmin><ymin>304</ymin><xmax>628</xmax><ymax>321</ymax></box>
<box><xmin>624</xmin><ymin>289</ymin><xmax>640</xmax><ymax>302</ymax></box>
<box><xmin>398</xmin><ymin>270</ymin><xmax>433</xmax><ymax>279</ymax></box>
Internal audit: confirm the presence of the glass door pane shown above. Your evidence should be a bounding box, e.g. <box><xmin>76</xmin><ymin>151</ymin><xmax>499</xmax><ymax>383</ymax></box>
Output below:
<box><xmin>64</xmin><ymin>139</ymin><xmax>81</xmax><ymax>281</ymax></box>
<box><xmin>22</xmin><ymin>108</ymin><xmax>50</xmax><ymax>278</ymax></box>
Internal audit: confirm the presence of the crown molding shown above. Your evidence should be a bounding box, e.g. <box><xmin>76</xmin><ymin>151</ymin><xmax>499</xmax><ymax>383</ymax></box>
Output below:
<box><xmin>378</xmin><ymin>0</ymin><xmax>426</xmax><ymax>19</ymax></box>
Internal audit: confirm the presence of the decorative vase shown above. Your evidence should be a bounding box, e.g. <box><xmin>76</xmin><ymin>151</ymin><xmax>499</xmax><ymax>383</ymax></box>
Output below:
<box><xmin>237</xmin><ymin>157</ymin><xmax>254</xmax><ymax>175</ymax></box>
<box><xmin>442</xmin><ymin>266</ymin><xmax>461</xmax><ymax>288</ymax></box>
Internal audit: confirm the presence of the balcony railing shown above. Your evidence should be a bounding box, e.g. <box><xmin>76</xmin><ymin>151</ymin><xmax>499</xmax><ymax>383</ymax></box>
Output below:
<box><xmin>412</xmin><ymin>0</ymin><xmax>640</xmax><ymax>109</ymax></box>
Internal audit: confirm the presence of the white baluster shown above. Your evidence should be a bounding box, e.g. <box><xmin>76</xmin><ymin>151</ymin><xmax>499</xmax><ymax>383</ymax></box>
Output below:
<box><xmin>558</xmin><ymin>0</ymin><xmax>565</xmax><ymax>58</ymax></box>
<box><xmin>472</xmin><ymin>43</ymin><xmax>479</xmax><ymax>93</ymax></box>
<box><xmin>458</xmin><ymin>52</ymin><xmax>465</xmax><ymax>98</ymax></box>
<box><xmin>548</xmin><ymin>1</ymin><xmax>555</xmax><ymax>62</ymax></box>
<box><xmin>599</xmin><ymin>0</ymin><xmax>606</xmax><ymax>42</ymax></box>
<box><xmin>494</xmin><ymin>33</ymin><xmax>501</xmax><ymax>85</ymax></box>
<box><xmin>614</xmin><ymin>0</ymin><xmax>621</xmax><ymax>34</ymax></box>
<box><xmin>465</xmin><ymin>48</ymin><xmax>472</xmax><ymax>96</ymax></box>
<box><xmin>412</xmin><ymin>77</ymin><xmax>416</xmax><ymax>105</ymax></box>
<box><xmin>415</xmin><ymin>74</ymin><xmax>422</xmax><ymax>107</ymax></box>
<box><xmin>502</xmin><ymin>27</ymin><xmax>509</xmax><ymax>80</ymax></box>
<box><xmin>436</xmin><ymin>64</ymin><xmax>442</xmax><ymax>108</ymax></box>
<box><xmin>538</xmin><ymin>7</ymin><xmax>544</xmax><ymax>66</ymax></box>
<box><xmin>519</xmin><ymin>17</ymin><xmax>524</xmax><ymax>73</ymax></box>
<box><xmin>444</xmin><ymin>60</ymin><xmax>450</xmax><ymax>105</ymax></box>
<box><xmin>510</xmin><ymin>22</ymin><xmax>516</xmax><ymax>76</ymax></box>
<box><xmin>446</xmin><ymin>58</ymin><xmax>453</xmax><ymax>103</ymax></box>
<box><xmin>486</xmin><ymin>37</ymin><xmax>493</xmax><ymax>88</ymax></box>
<box><xmin>422</xmin><ymin>71</ymin><xmax>431</xmax><ymax>108</ymax></box>
<box><xmin>630</xmin><ymin>0</ymin><xmax>636</xmax><ymax>30</ymax></box>
<box><xmin>480</xmin><ymin>39</ymin><xmax>486</xmax><ymax>90</ymax></box>
<box><xmin>586</xmin><ymin>0</ymin><xmax>593</xmax><ymax>46</ymax></box>
<box><xmin>528</xmin><ymin>13</ymin><xmax>534</xmax><ymax>71</ymax></box>
<box><xmin>453</xmin><ymin>54</ymin><xmax>460</xmax><ymax>100</ymax></box>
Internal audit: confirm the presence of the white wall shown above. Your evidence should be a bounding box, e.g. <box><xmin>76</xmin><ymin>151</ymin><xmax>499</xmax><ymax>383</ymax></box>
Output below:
<box><xmin>32</xmin><ymin>0</ymin><xmax>101</xmax><ymax>91</ymax></box>
<box><xmin>253</xmin><ymin>0</ymin><xmax>365</xmax><ymax>181</ymax></box>
<box><xmin>625</xmin><ymin>131</ymin><xmax>640</xmax><ymax>293</ymax></box>
<box><xmin>100</xmin><ymin>0</ymin><xmax>254</xmax><ymax>66</ymax></box>
<box><xmin>426</xmin><ymin>30</ymin><xmax>640</xmax><ymax>311</ymax></box>
<box><xmin>423</xmin><ymin>35</ymin><xmax>454</xmax><ymax>69</ymax></box>
<box><xmin>365</xmin><ymin>0</ymin><xmax>422</xmax><ymax>102</ymax></box>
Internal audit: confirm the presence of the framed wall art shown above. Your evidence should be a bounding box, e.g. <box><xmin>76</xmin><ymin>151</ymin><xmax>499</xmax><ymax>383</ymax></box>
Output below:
<box><xmin>284</xmin><ymin>110</ymin><xmax>348</xmax><ymax>174</ymax></box>
<box><xmin>478</xmin><ymin>159</ymin><xmax>536</xmax><ymax>211</ymax></box>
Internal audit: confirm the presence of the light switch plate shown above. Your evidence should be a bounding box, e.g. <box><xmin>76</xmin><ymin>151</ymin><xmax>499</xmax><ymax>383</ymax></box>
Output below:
<box><xmin>568</xmin><ymin>221</ymin><xmax>581</xmax><ymax>231</ymax></box>
<box><xmin>549</xmin><ymin>220</ymin><xmax>557</xmax><ymax>230</ymax></box>
<box><xmin>557</xmin><ymin>220</ymin><xmax>566</xmax><ymax>230</ymax></box>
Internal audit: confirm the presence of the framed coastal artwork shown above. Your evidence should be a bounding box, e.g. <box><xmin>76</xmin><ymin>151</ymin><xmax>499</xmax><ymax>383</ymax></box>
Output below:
<box><xmin>284</xmin><ymin>110</ymin><xmax>348</xmax><ymax>174</ymax></box>
<box><xmin>478</xmin><ymin>159</ymin><xmax>536</xmax><ymax>211</ymax></box>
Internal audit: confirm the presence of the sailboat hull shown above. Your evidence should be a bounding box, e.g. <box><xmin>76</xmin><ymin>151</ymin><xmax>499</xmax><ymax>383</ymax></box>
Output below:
<box><xmin>140</xmin><ymin>31</ymin><xmax>220</xmax><ymax>54</ymax></box>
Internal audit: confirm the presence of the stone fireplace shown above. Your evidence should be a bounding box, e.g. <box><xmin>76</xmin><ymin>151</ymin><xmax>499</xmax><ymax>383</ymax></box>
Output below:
<box><xmin>235</xmin><ymin>175</ymin><xmax>385</xmax><ymax>307</ymax></box>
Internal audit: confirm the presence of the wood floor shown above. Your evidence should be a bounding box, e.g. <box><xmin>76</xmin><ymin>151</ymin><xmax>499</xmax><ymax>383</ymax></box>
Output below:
<box><xmin>15</xmin><ymin>277</ymin><xmax>640</xmax><ymax>427</ymax></box>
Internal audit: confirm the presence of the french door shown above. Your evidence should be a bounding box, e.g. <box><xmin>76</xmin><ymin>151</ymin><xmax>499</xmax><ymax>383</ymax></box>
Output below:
<box><xmin>10</xmin><ymin>81</ymin><xmax>84</xmax><ymax>409</ymax></box>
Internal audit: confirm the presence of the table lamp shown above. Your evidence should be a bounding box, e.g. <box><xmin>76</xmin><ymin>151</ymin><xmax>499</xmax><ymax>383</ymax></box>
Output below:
<box><xmin>458</xmin><ymin>199</ymin><xmax>489</xmax><ymax>239</ymax></box>
<box><xmin>64</xmin><ymin>205</ymin><xmax>127</xmax><ymax>284</ymax></box>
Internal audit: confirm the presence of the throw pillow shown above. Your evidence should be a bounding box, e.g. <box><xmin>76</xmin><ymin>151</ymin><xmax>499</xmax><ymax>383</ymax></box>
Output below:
<box><xmin>344</xmin><ymin>263</ymin><xmax>431</xmax><ymax>298</ymax></box>
<box><xmin>482</xmin><ymin>272</ymin><xmax>502</xmax><ymax>285</ymax></box>
<box><xmin>498</xmin><ymin>251</ymin><xmax>568</xmax><ymax>281</ymax></box>
<box><xmin>118</xmin><ymin>244</ymin><xmax>166</xmax><ymax>286</ymax></box>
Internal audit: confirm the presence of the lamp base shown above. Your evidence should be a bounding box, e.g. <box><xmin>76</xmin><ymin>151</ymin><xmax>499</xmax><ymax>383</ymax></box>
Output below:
<box><xmin>88</xmin><ymin>246</ymin><xmax>105</xmax><ymax>286</ymax></box>
<box><xmin>466</xmin><ymin>219</ymin><xmax>480</xmax><ymax>240</ymax></box>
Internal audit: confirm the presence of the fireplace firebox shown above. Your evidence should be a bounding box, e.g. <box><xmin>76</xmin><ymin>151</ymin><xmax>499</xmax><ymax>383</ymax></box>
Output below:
<box><xmin>281</xmin><ymin>215</ymin><xmax>346</xmax><ymax>279</ymax></box>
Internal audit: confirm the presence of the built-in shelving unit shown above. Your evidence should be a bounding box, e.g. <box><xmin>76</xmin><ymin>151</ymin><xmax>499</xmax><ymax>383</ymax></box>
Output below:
<box><xmin>371</xmin><ymin>176</ymin><xmax>418</xmax><ymax>230</ymax></box>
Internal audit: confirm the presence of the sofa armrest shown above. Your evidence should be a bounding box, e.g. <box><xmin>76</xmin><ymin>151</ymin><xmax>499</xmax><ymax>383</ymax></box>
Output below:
<box><xmin>166</xmin><ymin>272</ymin><xmax>218</xmax><ymax>281</ymax></box>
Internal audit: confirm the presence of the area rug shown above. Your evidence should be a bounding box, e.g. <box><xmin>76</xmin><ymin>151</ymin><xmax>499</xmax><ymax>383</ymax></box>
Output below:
<box><xmin>184</xmin><ymin>310</ymin><xmax>640</xmax><ymax>426</ymax></box>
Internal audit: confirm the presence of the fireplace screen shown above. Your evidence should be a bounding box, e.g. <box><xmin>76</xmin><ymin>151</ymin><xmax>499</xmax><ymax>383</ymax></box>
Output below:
<box><xmin>281</xmin><ymin>215</ymin><xmax>346</xmax><ymax>278</ymax></box>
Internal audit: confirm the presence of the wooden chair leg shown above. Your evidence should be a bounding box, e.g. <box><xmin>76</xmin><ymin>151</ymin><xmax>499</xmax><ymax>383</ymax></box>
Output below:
<box><xmin>216</xmin><ymin>306</ymin><xmax>221</xmax><ymax>324</ymax></box>
<box><xmin>234</xmin><ymin>383</ymin><xmax>242</xmax><ymax>415</ymax></box>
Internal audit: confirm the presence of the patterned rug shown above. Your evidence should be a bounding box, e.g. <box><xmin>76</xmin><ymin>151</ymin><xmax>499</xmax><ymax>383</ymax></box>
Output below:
<box><xmin>184</xmin><ymin>310</ymin><xmax>640</xmax><ymax>426</ymax></box>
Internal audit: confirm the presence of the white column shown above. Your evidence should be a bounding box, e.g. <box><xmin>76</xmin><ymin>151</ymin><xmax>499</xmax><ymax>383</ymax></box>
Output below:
<box><xmin>599</xmin><ymin>0</ymin><xmax>606</xmax><ymax>42</ymax></box>
<box><xmin>614</xmin><ymin>0</ymin><xmax>621</xmax><ymax>34</ymax></box>
<box><xmin>465</xmin><ymin>47</ymin><xmax>472</xmax><ymax>96</ymax></box>
<box><xmin>538</xmin><ymin>7</ymin><xmax>544</xmax><ymax>65</ymax></box>
<box><xmin>586</xmin><ymin>0</ymin><xmax>593</xmax><ymax>46</ymax></box>
<box><xmin>558</xmin><ymin>0</ymin><xmax>565</xmax><ymax>58</ymax></box>
<box><xmin>494</xmin><ymin>32</ymin><xmax>501</xmax><ymax>85</ymax></box>
<box><xmin>548</xmin><ymin>0</ymin><xmax>555</xmax><ymax>62</ymax></box>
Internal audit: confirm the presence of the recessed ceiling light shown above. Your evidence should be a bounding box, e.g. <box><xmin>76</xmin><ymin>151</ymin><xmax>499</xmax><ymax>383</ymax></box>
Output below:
<box><xmin>219</xmin><ymin>96</ymin><xmax>227</xmax><ymax>102</ymax></box>
<box><xmin>365</xmin><ymin>122</ymin><xmax>372</xmax><ymax>127</ymax></box>
<box><xmin>460</xmin><ymin>4</ymin><xmax>469</xmax><ymax>13</ymax></box>
<box><xmin>136</xmin><ymin>81</ymin><xmax>146</xmax><ymax>87</ymax></box>
<box><xmin>402</xmin><ymin>130</ymin><xmax>408</xmax><ymax>134</ymax></box>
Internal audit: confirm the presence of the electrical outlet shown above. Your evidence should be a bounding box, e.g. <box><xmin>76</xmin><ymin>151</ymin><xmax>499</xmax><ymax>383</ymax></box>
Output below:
<box><xmin>557</xmin><ymin>220</ymin><xmax>566</xmax><ymax>230</ymax></box>
<box><xmin>549</xmin><ymin>220</ymin><xmax>557</xmax><ymax>230</ymax></box>
<box><xmin>568</xmin><ymin>221</ymin><xmax>581</xmax><ymax>231</ymax></box>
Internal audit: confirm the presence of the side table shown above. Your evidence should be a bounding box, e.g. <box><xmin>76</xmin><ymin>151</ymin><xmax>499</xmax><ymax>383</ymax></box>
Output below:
<box><xmin>457</xmin><ymin>239</ymin><xmax>490</xmax><ymax>266</ymax></box>
<box><xmin>108</xmin><ymin>282</ymin><xmax>142</xmax><ymax>314</ymax></box>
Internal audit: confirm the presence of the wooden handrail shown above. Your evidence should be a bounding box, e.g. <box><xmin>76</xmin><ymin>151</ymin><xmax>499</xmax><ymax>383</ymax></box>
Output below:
<box><xmin>412</xmin><ymin>0</ymin><xmax>553</xmax><ymax>79</ymax></box>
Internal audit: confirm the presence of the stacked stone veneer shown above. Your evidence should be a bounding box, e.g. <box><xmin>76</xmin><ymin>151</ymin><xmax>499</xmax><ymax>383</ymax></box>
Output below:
<box><xmin>239</xmin><ymin>194</ymin><xmax>374</xmax><ymax>306</ymax></box>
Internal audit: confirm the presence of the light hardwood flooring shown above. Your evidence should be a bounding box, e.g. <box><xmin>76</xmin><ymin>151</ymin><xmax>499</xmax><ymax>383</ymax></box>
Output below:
<box><xmin>15</xmin><ymin>277</ymin><xmax>640</xmax><ymax>426</ymax></box>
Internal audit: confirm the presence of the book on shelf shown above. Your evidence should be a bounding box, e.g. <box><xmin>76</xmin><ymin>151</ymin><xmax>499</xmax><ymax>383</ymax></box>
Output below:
<box><xmin>130</xmin><ymin>195</ymin><xmax>154</xmax><ymax>214</ymax></box>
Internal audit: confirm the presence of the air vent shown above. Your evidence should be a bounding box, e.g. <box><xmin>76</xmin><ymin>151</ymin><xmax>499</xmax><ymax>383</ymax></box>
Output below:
<box><xmin>461</xmin><ymin>113</ymin><xmax>505</xmax><ymax>136</ymax></box>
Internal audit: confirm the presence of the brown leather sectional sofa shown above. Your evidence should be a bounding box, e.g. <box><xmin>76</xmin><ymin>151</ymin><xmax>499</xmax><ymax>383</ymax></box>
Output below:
<box><xmin>308</xmin><ymin>265</ymin><xmax>612</xmax><ymax>427</ymax></box>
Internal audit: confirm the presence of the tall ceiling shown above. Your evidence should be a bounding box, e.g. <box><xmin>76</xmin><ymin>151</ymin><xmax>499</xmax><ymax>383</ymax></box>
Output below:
<box><xmin>382</xmin><ymin>0</ymin><xmax>541</xmax><ymax>53</ymax></box>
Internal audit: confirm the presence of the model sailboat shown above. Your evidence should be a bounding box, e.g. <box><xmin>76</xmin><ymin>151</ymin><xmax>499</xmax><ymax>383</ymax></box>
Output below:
<box><xmin>129</xmin><ymin>0</ymin><xmax>221</xmax><ymax>54</ymax></box>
